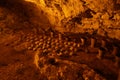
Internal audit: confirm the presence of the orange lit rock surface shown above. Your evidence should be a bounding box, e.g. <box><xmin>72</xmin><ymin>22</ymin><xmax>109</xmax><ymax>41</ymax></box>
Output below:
<box><xmin>0</xmin><ymin>0</ymin><xmax>120</xmax><ymax>80</ymax></box>
<box><xmin>25</xmin><ymin>0</ymin><xmax>120</xmax><ymax>40</ymax></box>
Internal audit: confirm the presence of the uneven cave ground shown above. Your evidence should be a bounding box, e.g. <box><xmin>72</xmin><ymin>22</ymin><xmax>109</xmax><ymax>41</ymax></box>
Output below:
<box><xmin>0</xmin><ymin>0</ymin><xmax>120</xmax><ymax>80</ymax></box>
<box><xmin>0</xmin><ymin>27</ymin><xmax>120</xmax><ymax>80</ymax></box>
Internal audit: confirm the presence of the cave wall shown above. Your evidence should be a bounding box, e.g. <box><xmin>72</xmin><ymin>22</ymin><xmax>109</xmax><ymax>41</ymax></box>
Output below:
<box><xmin>0</xmin><ymin>0</ymin><xmax>120</xmax><ymax>39</ymax></box>
<box><xmin>0</xmin><ymin>0</ymin><xmax>51</xmax><ymax>33</ymax></box>
<box><xmin>25</xmin><ymin>0</ymin><xmax>120</xmax><ymax>39</ymax></box>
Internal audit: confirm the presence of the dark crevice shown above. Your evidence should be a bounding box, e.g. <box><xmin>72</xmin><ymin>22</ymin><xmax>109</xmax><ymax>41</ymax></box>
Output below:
<box><xmin>114</xmin><ymin>4</ymin><xmax>120</xmax><ymax>10</ymax></box>
<box><xmin>82</xmin><ymin>9</ymin><xmax>94</xmax><ymax>18</ymax></box>
<box><xmin>48</xmin><ymin>58</ymin><xmax>59</xmax><ymax>66</ymax></box>
<box><xmin>54</xmin><ymin>4</ymin><xmax>63</xmax><ymax>12</ymax></box>
<box><xmin>68</xmin><ymin>8</ymin><xmax>95</xmax><ymax>25</ymax></box>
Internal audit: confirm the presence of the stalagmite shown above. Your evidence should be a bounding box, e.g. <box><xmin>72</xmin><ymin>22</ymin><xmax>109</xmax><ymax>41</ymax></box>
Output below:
<box><xmin>50</xmin><ymin>32</ymin><xmax>53</xmax><ymax>38</ymax></box>
<box><xmin>81</xmin><ymin>38</ymin><xmax>85</xmax><ymax>46</ymax></box>
<box><xmin>101</xmin><ymin>40</ymin><xmax>106</xmax><ymax>47</ymax></box>
<box><xmin>90</xmin><ymin>38</ymin><xmax>95</xmax><ymax>48</ymax></box>
<box><xmin>97</xmin><ymin>47</ymin><xmax>105</xmax><ymax>59</ymax></box>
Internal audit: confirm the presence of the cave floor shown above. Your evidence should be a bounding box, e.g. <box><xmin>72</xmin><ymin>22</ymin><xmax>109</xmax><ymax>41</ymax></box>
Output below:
<box><xmin>0</xmin><ymin>29</ymin><xmax>119</xmax><ymax>80</ymax></box>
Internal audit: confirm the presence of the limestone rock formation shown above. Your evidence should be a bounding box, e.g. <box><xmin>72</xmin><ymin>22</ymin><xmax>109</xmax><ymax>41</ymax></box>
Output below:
<box><xmin>0</xmin><ymin>0</ymin><xmax>120</xmax><ymax>80</ymax></box>
<box><xmin>25</xmin><ymin>0</ymin><xmax>120</xmax><ymax>39</ymax></box>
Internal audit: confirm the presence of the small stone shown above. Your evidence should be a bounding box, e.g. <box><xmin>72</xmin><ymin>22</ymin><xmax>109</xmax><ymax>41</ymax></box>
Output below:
<box><xmin>47</xmin><ymin>48</ymin><xmax>52</xmax><ymax>51</ymax></box>
<box><xmin>47</xmin><ymin>37</ymin><xmax>51</xmax><ymax>41</ymax></box>
<box><xmin>51</xmin><ymin>39</ymin><xmax>55</xmax><ymax>43</ymax></box>
<box><xmin>77</xmin><ymin>43</ymin><xmax>81</xmax><ymax>47</ymax></box>
<box><xmin>39</xmin><ymin>39</ymin><xmax>43</xmax><ymax>42</ymax></box>
<box><xmin>57</xmin><ymin>52</ymin><xmax>62</xmax><ymax>56</ymax></box>
<box><xmin>46</xmin><ymin>44</ymin><xmax>50</xmax><ymax>48</ymax></box>
<box><xmin>65</xmin><ymin>38</ymin><xmax>68</xmax><ymax>41</ymax></box>
<box><xmin>51</xmin><ymin>41</ymin><xmax>55</xmax><ymax>46</ymax></box>
<box><xmin>73</xmin><ymin>42</ymin><xmax>77</xmax><ymax>47</ymax></box>
<box><xmin>74</xmin><ymin>48</ymin><xmax>77</xmax><ymax>52</ymax></box>
<box><xmin>26</xmin><ymin>39</ymin><xmax>30</xmax><ymax>42</ymax></box>
<box><xmin>60</xmin><ymin>48</ymin><xmax>65</xmax><ymax>52</ymax></box>
<box><xmin>59</xmin><ymin>40</ymin><xmax>62</xmax><ymax>43</ymax></box>
<box><xmin>38</xmin><ymin>42</ymin><xmax>42</xmax><ymax>46</ymax></box>
<box><xmin>43</xmin><ymin>49</ymin><xmax>48</xmax><ymax>53</ymax></box>
<box><xmin>35</xmin><ymin>41</ymin><xmax>40</xmax><ymax>45</ymax></box>
<box><xmin>55</xmin><ymin>39</ymin><xmax>59</xmax><ymax>43</ymax></box>
<box><xmin>55</xmin><ymin>46</ymin><xmax>59</xmax><ymax>50</ymax></box>
<box><xmin>29</xmin><ymin>36</ymin><xmax>34</xmax><ymax>39</ymax></box>
<box><xmin>39</xmin><ymin>35</ymin><xmax>43</xmax><ymax>39</ymax></box>
<box><xmin>64</xmin><ymin>50</ymin><xmax>68</xmax><ymax>55</ymax></box>
<box><xmin>69</xmin><ymin>52</ymin><xmax>74</xmax><ymax>56</ymax></box>
<box><xmin>43</xmin><ymin>36</ymin><xmax>47</xmax><ymax>40</ymax></box>
<box><xmin>68</xmin><ymin>42</ymin><xmax>71</xmax><ymax>45</ymax></box>
<box><xmin>30</xmin><ymin>44</ymin><xmax>34</xmax><ymax>47</ymax></box>
<box><xmin>42</xmin><ymin>44</ymin><xmax>46</xmax><ymax>49</ymax></box>
<box><xmin>55</xmin><ymin>42</ymin><xmax>59</xmax><ymax>46</ymax></box>
<box><xmin>27</xmin><ymin>46</ymin><xmax>32</xmax><ymax>50</ymax></box>
<box><xmin>70</xmin><ymin>46</ymin><xmax>74</xmax><ymax>51</ymax></box>
<box><xmin>35</xmin><ymin>45</ymin><xmax>39</xmax><ymax>49</ymax></box>
<box><xmin>47</xmin><ymin>39</ymin><xmax>50</xmax><ymax>43</ymax></box>
<box><xmin>58</xmin><ymin>44</ymin><xmax>63</xmax><ymax>48</ymax></box>
<box><xmin>63</xmin><ymin>41</ymin><xmax>67</xmax><ymax>45</ymax></box>
<box><xmin>34</xmin><ymin>38</ymin><xmax>38</xmax><ymax>41</ymax></box>
<box><xmin>33</xmin><ymin>47</ymin><xmax>37</xmax><ymax>51</ymax></box>
<box><xmin>64</xmin><ymin>44</ymin><xmax>68</xmax><ymax>48</ymax></box>
<box><xmin>29</xmin><ymin>39</ymin><xmax>34</xmax><ymax>43</ymax></box>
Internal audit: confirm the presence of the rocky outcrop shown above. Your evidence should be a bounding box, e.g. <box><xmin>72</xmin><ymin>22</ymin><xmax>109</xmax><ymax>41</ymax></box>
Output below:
<box><xmin>25</xmin><ymin>0</ymin><xmax>120</xmax><ymax>39</ymax></box>
<box><xmin>0</xmin><ymin>0</ymin><xmax>120</xmax><ymax>39</ymax></box>
<box><xmin>21</xmin><ymin>29</ymin><xmax>119</xmax><ymax>80</ymax></box>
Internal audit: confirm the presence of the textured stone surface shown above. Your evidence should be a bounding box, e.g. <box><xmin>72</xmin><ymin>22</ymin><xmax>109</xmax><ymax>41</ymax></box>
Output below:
<box><xmin>24</xmin><ymin>29</ymin><xmax>120</xmax><ymax>80</ymax></box>
<box><xmin>24</xmin><ymin>0</ymin><xmax>120</xmax><ymax>40</ymax></box>
<box><xmin>0</xmin><ymin>0</ymin><xmax>120</xmax><ymax>80</ymax></box>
